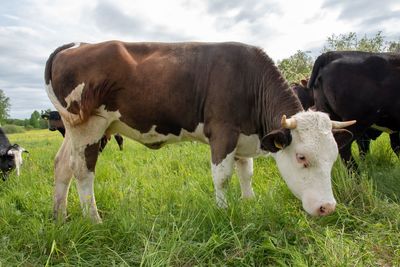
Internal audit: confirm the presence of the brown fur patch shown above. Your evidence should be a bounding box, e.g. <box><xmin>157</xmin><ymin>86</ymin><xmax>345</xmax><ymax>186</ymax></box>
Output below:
<box><xmin>85</xmin><ymin>142</ymin><xmax>100</xmax><ymax>172</ymax></box>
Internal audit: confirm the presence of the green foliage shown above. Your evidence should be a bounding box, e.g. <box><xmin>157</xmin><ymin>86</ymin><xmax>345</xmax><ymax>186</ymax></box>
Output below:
<box><xmin>322</xmin><ymin>31</ymin><xmax>399</xmax><ymax>53</ymax></box>
<box><xmin>0</xmin><ymin>130</ymin><xmax>399</xmax><ymax>266</ymax></box>
<box><xmin>4</xmin><ymin>118</ymin><xmax>30</xmax><ymax>127</ymax></box>
<box><xmin>277</xmin><ymin>32</ymin><xmax>400</xmax><ymax>85</ymax></box>
<box><xmin>388</xmin><ymin>41</ymin><xmax>400</xmax><ymax>52</ymax></box>
<box><xmin>0</xmin><ymin>89</ymin><xmax>11</xmax><ymax>124</ymax></box>
<box><xmin>1</xmin><ymin>124</ymin><xmax>26</xmax><ymax>134</ymax></box>
<box><xmin>277</xmin><ymin>50</ymin><xmax>313</xmax><ymax>84</ymax></box>
<box><xmin>29</xmin><ymin>110</ymin><xmax>41</xmax><ymax>129</ymax></box>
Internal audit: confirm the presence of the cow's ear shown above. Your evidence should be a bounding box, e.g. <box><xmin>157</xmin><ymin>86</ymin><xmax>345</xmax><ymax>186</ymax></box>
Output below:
<box><xmin>300</xmin><ymin>79</ymin><xmax>308</xmax><ymax>87</ymax></box>
<box><xmin>261</xmin><ymin>129</ymin><xmax>292</xmax><ymax>152</ymax></box>
<box><xmin>41</xmin><ymin>114</ymin><xmax>49</xmax><ymax>120</ymax></box>
<box><xmin>332</xmin><ymin>129</ymin><xmax>353</xmax><ymax>149</ymax></box>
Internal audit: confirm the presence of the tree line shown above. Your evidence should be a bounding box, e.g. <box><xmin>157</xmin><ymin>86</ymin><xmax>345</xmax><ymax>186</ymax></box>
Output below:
<box><xmin>278</xmin><ymin>31</ymin><xmax>400</xmax><ymax>84</ymax></box>
<box><xmin>0</xmin><ymin>31</ymin><xmax>399</xmax><ymax>130</ymax></box>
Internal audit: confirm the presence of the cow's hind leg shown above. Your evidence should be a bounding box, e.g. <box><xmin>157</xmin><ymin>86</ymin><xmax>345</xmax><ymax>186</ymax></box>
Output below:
<box><xmin>69</xmin><ymin>138</ymin><xmax>102</xmax><ymax>223</ymax></box>
<box><xmin>54</xmin><ymin>135</ymin><xmax>73</xmax><ymax>222</ymax></box>
<box><xmin>208</xmin><ymin>127</ymin><xmax>239</xmax><ymax>208</ymax></box>
<box><xmin>67</xmin><ymin>117</ymin><xmax>111</xmax><ymax>223</ymax></box>
<box><xmin>235</xmin><ymin>158</ymin><xmax>255</xmax><ymax>199</ymax></box>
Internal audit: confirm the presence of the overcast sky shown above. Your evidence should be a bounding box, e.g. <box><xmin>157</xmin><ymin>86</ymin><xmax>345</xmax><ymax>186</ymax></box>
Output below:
<box><xmin>1</xmin><ymin>0</ymin><xmax>399</xmax><ymax>119</ymax></box>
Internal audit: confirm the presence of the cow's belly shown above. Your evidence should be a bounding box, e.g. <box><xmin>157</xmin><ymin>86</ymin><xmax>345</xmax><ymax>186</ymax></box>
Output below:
<box><xmin>235</xmin><ymin>134</ymin><xmax>266</xmax><ymax>158</ymax></box>
<box><xmin>107</xmin><ymin>120</ymin><xmax>265</xmax><ymax>157</ymax></box>
<box><xmin>107</xmin><ymin>121</ymin><xmax>209</xmax><ymax>148</ymax></box>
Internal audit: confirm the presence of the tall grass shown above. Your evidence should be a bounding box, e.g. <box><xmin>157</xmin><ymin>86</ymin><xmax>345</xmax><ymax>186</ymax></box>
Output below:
<box><xmin>0</xmin><ymin>130</ymin><xmax>399</xmax><ymax>266</ymax></box>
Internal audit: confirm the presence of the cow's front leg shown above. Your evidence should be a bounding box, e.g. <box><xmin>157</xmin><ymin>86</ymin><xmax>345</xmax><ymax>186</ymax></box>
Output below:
<box><xmin>209</xmin><ymin>128</ymin><xmax>239</xmax><ymax>208</ymax></box>
<box><xmin>70</xmin><ymin>142</ymin><xmax>102</xmax><ymax>223</ymax></box>
<box><xmin>339</xmin><ymin>141</ymin><xmax>357</xmax><ymax>168</ymax></box>
<box><xmin>235</xmin><ymin>158</ymin><xmax>255</xmax><ymax>199</ymax></box>
<box><xmin>54</xmin><ymin>135</ymin><xmax>73</xmax><ymax>222</ymax></box>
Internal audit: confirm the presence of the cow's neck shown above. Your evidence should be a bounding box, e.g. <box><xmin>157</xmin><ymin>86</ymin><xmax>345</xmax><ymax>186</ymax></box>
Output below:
<box><xmin>253</xmin><ymin>51</ymin><xmax>303</xmax><ymax>137</ymax></box>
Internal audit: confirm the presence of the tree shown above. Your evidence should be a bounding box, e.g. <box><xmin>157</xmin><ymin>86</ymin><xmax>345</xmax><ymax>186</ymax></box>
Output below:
<box><xmin>0</xmin><ymin>89</ymin><xmax>10</xmax><ymax>124</ymax></box>
<box><xmin>29</xmin><ymin>110</ymin><xmax>41</xmax><ymax>128</ymax></box>
<box><xmin>39</xmin><ymin>109</ymin><xmax>51</xmax><ymax>129</ymax></box>
<box><xmin>388</xmin><ymin>40</ymin><xmax>400</xmax><ymax>52</ymax></box>
<box><xmin>322</xmin><ymin>31</ymin><xmax>399</xmax><ymax>53</ymax></box>
<box><xmin>277</xmin><ymin>32</ymin><xmax>400</xmax><ymax>86</ymax></box>
<box><xmin>277</xmin><ymin>50</ymin><xmax>313</xmax><ymax>84</ymax></box>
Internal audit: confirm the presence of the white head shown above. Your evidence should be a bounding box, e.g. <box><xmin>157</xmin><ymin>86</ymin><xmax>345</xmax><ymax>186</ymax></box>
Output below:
<box><xmin>7</xmin><ymin>145</ymin><xmax>27</xmax><ymax>176</ymax></box>
<box><xmin>262</xmin><ymin>111</ymin><xmax>355</xmax><ymax>216</ymax></box>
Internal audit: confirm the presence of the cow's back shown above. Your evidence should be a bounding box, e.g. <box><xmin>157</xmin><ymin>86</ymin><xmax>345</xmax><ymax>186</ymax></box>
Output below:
<box><xmin>49</xmin><ymin>41</ymin><xmax>266</xmax><ymax>138</ymax></box>
<box><xmin>314</xmin><ymin>52</ymin><xmax>400</xmax><ymax>128</ymax></box>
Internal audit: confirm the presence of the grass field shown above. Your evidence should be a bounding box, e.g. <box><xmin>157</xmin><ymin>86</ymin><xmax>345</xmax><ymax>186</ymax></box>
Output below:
<box><xmin>0</xmin><ymin>129</ymin><xmax>399</xmax><ymax>266</ymax></box>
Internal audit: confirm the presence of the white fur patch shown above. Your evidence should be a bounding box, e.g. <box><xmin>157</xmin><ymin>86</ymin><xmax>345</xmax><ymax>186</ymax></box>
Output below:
<box><xmin>7</xmin><ymin>147</ymin><xmax>25</xmax><ymax>176</ymax></box>
<box><xmin>65</xmin><ymin>83</ymin><xmax>85</xmax><ymax>109</ymax></box>
<box><xmin>45</xmin><ymin>81</ymin><xmax>82</xmax><ymax>125</ymax></box>
<box><xmin>235</xmin><ymin>158</ymin><xmax>255</xmax><ymax>199</ymax></box>
<box><xmin>68</xmin><ymin>105</ymin><xmax>121</xmax><ymax>148</ymax></box>
<box><xmin>211</xmin><ymin>150</ymin><xmax>236</xmax><ymax>208</ymax></box>
<box><xmin>107</xmin><ymin>122</ymin><xmax>208</xmax><ymax>146</ymax></box>
<box><xmin>236</xmin><ymin>134</ymin><xmax>266</xmax><ymax>158</ymax></box>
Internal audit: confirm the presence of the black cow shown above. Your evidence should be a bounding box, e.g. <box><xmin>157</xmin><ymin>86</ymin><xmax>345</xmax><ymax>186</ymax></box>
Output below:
<box><xmin>42</xmin><ymin>111</ymin><xmax>124</xmax><ymax>152</ymax></box>
<box><xmin>0</xmin><ymin>128</ymin><xmax>27</xmax><ymax>180</ymax></box>
<box><xmin>291</xmin><ymin>80</ymin><xmax>400</xmax><ymax>157</ymax></box>
<box><xmin>308</xmin><ymin>51</ymin><xmax>400</xmax><ymax>163</ymax></box>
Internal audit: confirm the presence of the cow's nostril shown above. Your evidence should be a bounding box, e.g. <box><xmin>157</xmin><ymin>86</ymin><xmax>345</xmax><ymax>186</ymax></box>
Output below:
<box><xmin>318</xmin><ymin>203</ymin><xmax>336</xmax><ymax>216</ymax></box>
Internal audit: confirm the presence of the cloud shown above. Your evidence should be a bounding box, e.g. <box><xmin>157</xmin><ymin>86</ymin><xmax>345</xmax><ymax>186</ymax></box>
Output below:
<box><xmin>92</xmin><ymin>1</ymin><xmax>191</xmax><ymax>41</ymax></box>
<box><xmin>322</xmin><ymin>0</ymin><xmax>400</xmax><ymax>29</ymax></box>
<box><xmin>204</xmin><ymin>0</ymin><xmax>282</xmax><ymax>24</ymax></box>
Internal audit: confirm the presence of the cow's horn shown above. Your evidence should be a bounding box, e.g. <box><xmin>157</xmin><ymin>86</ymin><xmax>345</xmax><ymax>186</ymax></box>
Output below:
<box><xmin>281</xmin><ymin>115</ymin><xmax>297</xmax><ymax>129</ymax></box>
<box><xmin>331</xmin><ymin>120</ymin><xmax>357</xmax><ymax>129</ymax></box>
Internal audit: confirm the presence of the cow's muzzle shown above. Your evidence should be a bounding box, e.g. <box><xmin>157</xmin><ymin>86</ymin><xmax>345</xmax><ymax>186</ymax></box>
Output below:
<box><xmin>317</xmin><ymin>202</ymin><xmax>336</xmax><ymax>216</ymax></box>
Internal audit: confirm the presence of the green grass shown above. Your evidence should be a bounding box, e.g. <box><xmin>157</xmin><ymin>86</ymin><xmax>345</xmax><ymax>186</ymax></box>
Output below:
<box><xmin>0</xmin><ymin>130</ymin><xmax>399</xmax><ymax>266</ymax></box>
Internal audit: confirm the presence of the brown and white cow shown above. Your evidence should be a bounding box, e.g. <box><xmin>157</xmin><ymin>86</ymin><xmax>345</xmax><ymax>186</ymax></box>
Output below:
<box><xmin>45</xmin><ymin>41</ymin><xmax>355</xmax><ymax>222</ymax></box>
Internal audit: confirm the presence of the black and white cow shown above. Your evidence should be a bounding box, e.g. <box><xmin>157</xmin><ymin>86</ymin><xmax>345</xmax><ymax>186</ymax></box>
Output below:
<box><xmin>0</xmin><ymin>128</ymin><xmax>27</xmax><ymax>180</ymax></box>
<box><xmin>308</xmin><ymin>51</ymin><xmax>400</xmax><ymax>163</ymax></box>
<box><xmin>42</xmin><ymin>110</ymin><xmax>124</xmax><ymax>152</ymax></box>
<box><xmin>45</xmin><ymin>41</ymin><xmax>355</xmax><ymax>222</ymax></box>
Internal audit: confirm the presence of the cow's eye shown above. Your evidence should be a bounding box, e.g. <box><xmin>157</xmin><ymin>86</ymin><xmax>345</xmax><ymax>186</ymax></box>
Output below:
<box><xmin>296</xmin><ymin>153</ymin><xmax>309</xmax><ymax>168</ymax></box>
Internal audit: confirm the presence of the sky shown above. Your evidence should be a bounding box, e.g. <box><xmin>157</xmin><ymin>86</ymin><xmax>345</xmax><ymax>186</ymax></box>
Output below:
<box><xmin>1</xmin><ymin>0</ymin><xmax>399</xmax><ymax>119</ymax></box>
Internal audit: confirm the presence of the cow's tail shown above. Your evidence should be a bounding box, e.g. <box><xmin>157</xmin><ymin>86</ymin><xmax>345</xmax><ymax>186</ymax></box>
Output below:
<box><xmin>44</xmin><ymin>43</ymin><xmax>84</xmax><ymax>126</ymax></box>
<box><xmin>44</xmin><ymin>43</ymin><xmax>75</xmax><ymax>85</ymax></box>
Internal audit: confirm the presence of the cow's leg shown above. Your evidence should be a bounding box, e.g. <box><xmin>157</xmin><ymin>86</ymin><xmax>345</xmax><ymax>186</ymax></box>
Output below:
<box><xmin>339</xmin><ymin>141</ymin><xmax>357</xmax><ymax>168</ymax></box>
<box><xmin>356</xmin><ymin>137</ymin><xmax>370</xmax><ymax>158</ymax></box>
<box><xmin>69</xmin><ymin>140</ymin><xmax>102</xmax><ymax>223</ymax></box>
<box><xmin>208</xmin><ymin>128</ymin><xmax>239</xmax><ymax>208</ymax></box>
<box><xmin>53</xmin><ymin>136</ymin><xmax>73</xmax><ymax>221</ymax></box>
<box><xmin>67</xmin><ymin>115</ymin><xmax>111</xmax><ymax>223</ymax></box>
<box><xmin>114</xmin><ymin>134</ymin><xmax>124</xmax><ymax>150</ymax></box>
<box><xmin>235</xmin><ymin>157</ymin><xmax>255</xmax><ymax>199</ymax></box>
<box><xmin>389</xmin><ymin>133</ymin><xmax>400</xmax><ymax>156</ymax></box>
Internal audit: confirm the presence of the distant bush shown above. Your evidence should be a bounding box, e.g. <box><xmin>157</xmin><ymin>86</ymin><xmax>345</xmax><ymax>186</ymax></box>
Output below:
<box><xmin>1</xmin><ymin>124</ymin><xmax>26</xmax><ymax>134</ymax></box>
